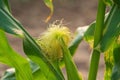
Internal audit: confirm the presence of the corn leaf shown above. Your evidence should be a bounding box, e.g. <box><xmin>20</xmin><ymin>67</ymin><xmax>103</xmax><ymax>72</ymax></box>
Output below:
<box><xmin>83</xmin><ymin>13</ymin><xmax>109</xmax><ymax>48</ymax></box>
<box><xmin>69</xmin><ymin>26</ymin><xmax>88</xmax><ymax>56</ymax></box>
<box><xmin>103</xmin><ymin>0</ymin><xmax>113</xmax><ymax>6</ymax></box>
<box><xmin>0</xmin><ymin>0</ymin><xmax>10</xmax><ymax>13</ymax></box>
<box><xmin>60</xmin><ymin>38</ymin><xmax>82</xmax><ymax>80</ymax></box>
<box><xmin>113</xmin><ymin>0</ymin><xmax>120</xmax><ymax>6</ymax></box>
<box><xmin>100</xmin><ymin>4</ymin><xmax>120</xmax><ymax>52</ymax></box>
<box><xmin>0</xmin><ymin>0</ymin><xmax>25</xmax><ymax>38</ymax></box>
<box><xmin>0</xmin><ymin>4</ymin><xmax>24</xmax><ymax>37</ymax></box>
<box><xmin>83</xmin><ymin>4</ymin><xmax>120</xmax><ymax>52</ymax></box>
<box><xmin>1</xmin><ymin>68</ymin><xmax>16</xmax><ymax>80</ymax></box>
<box><xmin>111</xmin><ymin>40</ymin><xmax>120</xmax><ymax>80</ymax></box>
<box><xmin>0</xmin><ymin>30</ymin><xmax>33</xmax><ymax>80</ymax></box>
<box><xmin>0</xmin><ymin>0</ymin><xmax>63</xmax><ymax>79</ymax></box>
<box><xmin>68</xmin><ymin>24</ymin><xmax>94</xmax><ymax>56</ymax></box>
<box><xmin>43</xmin><ymin>0</ymin><xmax>53</xmax><ymax>22</ymax></box>
<box><xmin>104</xmin><ymin>48</ymin><xmax>114</xmax><ymax>80</ymax></box>
<box><xmin>1</xmin><ymin>60</ymin><xmax>47</xmax><ymax>80</ymax></box>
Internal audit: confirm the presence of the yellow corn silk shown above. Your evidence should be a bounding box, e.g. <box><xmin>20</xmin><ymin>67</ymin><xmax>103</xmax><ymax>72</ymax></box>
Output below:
<box><xmin>37</xmin><ymin>22</ymin><xmax>71</xmax><ymax>62</ymax></box>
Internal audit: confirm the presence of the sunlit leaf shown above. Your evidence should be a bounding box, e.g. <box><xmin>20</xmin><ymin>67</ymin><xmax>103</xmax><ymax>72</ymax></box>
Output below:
<box><xmin>0</xmin><ymin>3</ymin><xmax>24</xmax><ymax>38</ymax></box>
<box><xmin>1</xmin><ymin>60</ymin><xmax>47</xmax><ymax>80</ymax></box>
<box><xmin>69</xmin><ymin>26</ymin><xmax>88</xmax><ymax>56</ymax></box>
<box><xmin>1</xmin><ymin>68</ymin><xmax>16</xmax><ymax>80</ymax></box>
<box><xmin>104</xmin><ymin>48</ymin><xmax>114</xmax><ymax>80</ymax></box>
<box><xmin>0</xmin><ymin>30</ymin><xmax>33</xmax><ymax>80</ymax></box>
<box><xmin>0</xmin><ymin>0</ymin><xmax>10</xmax><ymax>13</ymax></box>
<box><xmin>83</xmin><ymin>13</ymin><xmax>109</xmax><ymax>48</ymax></box>
<box><xmin>84</xmin><ymin>22</ymin><xmax>95</xmax><ymax>48</ymax></box>
<box><xmin>0</xmin><ymin>0</ymin><xmax>63</xmax><ymax>79</ymax></box>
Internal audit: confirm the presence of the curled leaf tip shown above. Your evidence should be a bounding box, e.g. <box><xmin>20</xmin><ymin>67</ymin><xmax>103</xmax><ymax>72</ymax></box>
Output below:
<box><xmin>43</xmin><ymin>0</ymin><xmax>54</xmax><ymax>22</ymax></box>
<box><xmin>45</xmin><ymin>12</ymin><xmax>53</xmax><ymax>23</ymax></box>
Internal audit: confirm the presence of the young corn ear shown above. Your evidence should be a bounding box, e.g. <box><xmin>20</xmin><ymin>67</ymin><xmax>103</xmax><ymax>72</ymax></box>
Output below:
<box><xmin>37</xmin><ymin>21</ymin><xmax>82</xmax><ymax>80</ymax></box>
<box><xmin>37</xmin><ymin>22</ymin><xmax>71</xmax><ymax>62</ymax></box>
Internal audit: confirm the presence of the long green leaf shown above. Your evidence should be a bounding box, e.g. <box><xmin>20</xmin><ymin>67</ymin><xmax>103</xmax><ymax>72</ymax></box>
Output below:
<box><xmin>60</xmin><ymin>38</ymin><xmax>82</xmax><ymax>80</ymax></box>
<box><xmin>84</xmin><ymin>22</ymin><xmax>95</xmax><ymax>48</ymax></box>
<box><xmin>0</xmin><ymin>0</ymin><xmax>63</xmax><ymax>79</ymax></box>
<box><xmin>0</xmin><ymin>30</ymin><xmax>33</xmax><ymax>80</ymax></box>
<box><xmin>0</xmin><ymin>6</ymin><xmax>24</xmax><ymax>37</ymax></box>
<box><xmin>0</xmin><ymin>0</ymin><xmax>24</xmax><ymax>37</ymax></box>
<box><xmin>0</xmin><ymin>0</ymin><xmax>10</xmax><ymax>13</ymax></box>
<box><xmin>1</xmin><ymin>68</ymin><xmax>16</xmax><ymax>80</ymax></box>
<box><xmin>1</xmin><ymin>60</ymin><xmax>47</xmax><ymax>80</ymax></box>
<box><xmin>69</xmin><ymin>26</ymin><xmax>88</xmax><ymax>56</ymax></box>
<box><xmin>83</xmin><ymin>13</ymin><xmax>109</xmax><ymax>48</ymax></box>
<box><xmin>111</xmin><ymin>40</ymin><xmax>120</xmax><ymax>80</ymax></box>
<box><xmin>23</xmin><ymin>35</ymin><xmax>64</xmax><ymax>80</ymax></box>
<box><xmin>100</xmin><ymin>4</ymin><xmax>120</xmax><ymax>52</ymax></box>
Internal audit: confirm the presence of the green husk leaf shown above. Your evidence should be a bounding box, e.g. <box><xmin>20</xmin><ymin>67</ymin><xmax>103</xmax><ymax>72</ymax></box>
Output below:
<box><xmin>1</xmin><ymin>60</ymin><xmax>47</xmax><ymax>80</ymax></box>
<box><xmin>60</xmin><ymin>38</ymin><xmax>82</xmax><ymax>80</ymax></box>
<box><xmin>84</xmin><ymin>22</ymin><xmax>95</xmax><ymax>48</ymax></box>
<box><xmin>23</xmin><ymin>35</ymin><xmax>64</xmax><ymax>80</ymax></box>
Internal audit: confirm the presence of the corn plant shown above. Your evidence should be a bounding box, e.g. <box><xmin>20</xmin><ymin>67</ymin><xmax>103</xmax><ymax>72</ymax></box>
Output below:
<box><xmin>0</xmin><ymin>0</ymin><xmax>120</xmax><ymax>80</ymax></box>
